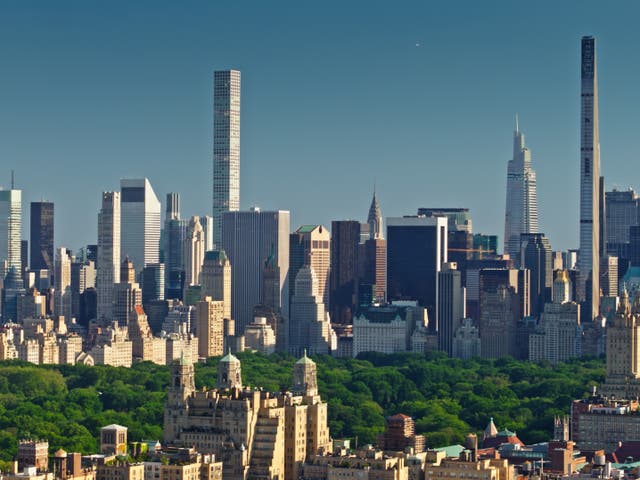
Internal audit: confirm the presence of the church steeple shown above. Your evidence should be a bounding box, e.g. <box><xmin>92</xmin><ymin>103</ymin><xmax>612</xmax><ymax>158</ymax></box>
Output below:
<box><xmin>367</xmin><ymin>185</ymin><xmax>383</xmax><ymax>240</ymax></box>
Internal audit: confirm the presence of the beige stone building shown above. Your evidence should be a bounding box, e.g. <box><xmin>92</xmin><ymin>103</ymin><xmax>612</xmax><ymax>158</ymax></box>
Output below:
<box><xmin>302</xmin><ymin>448</ymin><xmax>408</xmax><ymax>480</ymax></box>
<box><xmin>163</xmin><ymin>351</ymin><xmax>331</xmax><ymax>480</ymax></box>
<box><xmin>96</xmin><ymin>462</ymin><xmax>143</xmax><ymax>480</ymax></box>
<box><xmin>90</xmin><ymin>323</ymin><xmax>133</xmax><ymax>367</ymax></box>
<box><xmin>196</xmin><ymin>297</ymin><xmax>225</xmax><ymax>358</ymax></box>
<box><xmin>201</xmin><ymin>250</ymin><xmax>232</xmax><ymax>320</ymax></box>
<box><xmin>423</xmin><ymin>457</ymin><xmax>512</xmax><ymax>480</ymax></box>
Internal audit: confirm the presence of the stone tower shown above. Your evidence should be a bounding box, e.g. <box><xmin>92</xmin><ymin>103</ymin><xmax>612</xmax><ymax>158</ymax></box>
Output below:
<box><xmin>217</xmin><ymin>350</ymin><xmax>242</xmax><ymax>389</ymax></box>
<box><xmin>554</xmin><ymin>415</ymin><xmax>570</xmax><ymax>441</ymax></box>
<box><xmin>164</xmin><ymin>354</ymin><xmax>195</xmax><ymax>442</ymax></box>
<box><xmin>291</xmin><ymin>350</ymin><xmax>318</xmax><ymax>397</ymax></box>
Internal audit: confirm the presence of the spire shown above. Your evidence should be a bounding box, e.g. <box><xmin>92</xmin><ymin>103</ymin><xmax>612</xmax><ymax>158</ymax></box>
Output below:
<box><xmin>367</xmin><ymin>185</ymin><xmax>383</xmax><ymax>240</ymax></box>
<box><xmin>515</xmin><ymin>113</ymin><xmax>519</xmax><ymax>134</ymax></box>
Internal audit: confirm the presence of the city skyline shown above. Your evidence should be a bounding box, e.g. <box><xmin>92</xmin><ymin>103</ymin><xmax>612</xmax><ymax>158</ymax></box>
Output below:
<box><xmin>2</xmin><ymin>2</ymin><xmax>640</xmax><ymax>252</ymax></box>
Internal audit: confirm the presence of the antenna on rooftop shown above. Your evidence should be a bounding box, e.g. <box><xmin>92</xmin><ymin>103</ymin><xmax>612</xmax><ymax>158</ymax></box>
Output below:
<box><xmin>11</xmin><ymin>170</ymin><xmax>14</xmax><ymax>189</ymax></box>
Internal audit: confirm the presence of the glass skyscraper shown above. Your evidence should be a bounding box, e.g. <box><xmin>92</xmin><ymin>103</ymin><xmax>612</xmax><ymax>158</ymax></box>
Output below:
<box><xmin>213</xmin><ymin>69</ymin><xmax>241</xmax><ymax>249</ymax></box>
<box><xmin>503</xmin><ymin>117</ymin><xmax>538</xmax><ymax>264</ymax></box>
<box><xmin>30</xmin><ymin>201</ymin><xmax>54</xmax><ymax>272</ymax></box>
<box><xmin>0</xmin><ymin>189</ymin><xmax>22</xmax><ymax>280</ymax></box>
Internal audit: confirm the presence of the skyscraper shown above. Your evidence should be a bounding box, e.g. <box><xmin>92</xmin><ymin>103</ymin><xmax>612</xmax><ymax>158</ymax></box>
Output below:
<box><xmin>504</xmin><ymin>116</ymin><xmax>539</xmax><ymax>263</ymax></box>
<box><xmin>520</xmin><ymin>233</ymin><xmax>553</xmax><ymax>319</ymax></box>
<box><xmin>164</xmin><ymin>193</ymin><xmax>187</xmax><ymax>300</ymax></box>
<box><xmin>578</xmin><ymin>36</ymin><xmax>601</xmax><ymax>320</ymax></box>
<box><xmin>386</xmin><ymin>215</ymin><xmax>448</xmax><ymax>329</ymax></box>
<box><xmin>605</xmin><ymin>188</ymin><xmax>639</xmax><ymax>260</ymax></box>
<box><xmin>54</xmin><ymin>247</ymin><xmax>72</xmax><ymax>320</ymax></box>
<box><xmin>368</xmin><ymin>189</ymin><xmax>383</xmax><ymax>240</ymax></box>
<box><xmin>30</xmin><ymin>202</ymin><xmax>54</xmax><ymax>273</ymax></box>
<box><xmin>0</xmin><ymin>188</ymin><xmax>22</xmax><ymax>280</ymax></box>
<box><xmin>213</xmin><ymin>69</ymin><xmax>241</xmax><ymax>248</ymax></box>
<box><xmin>329</xmin><ymin>220</ymin><xmax>361</xmax><ymax>324</ymax></box>
<box><xmin>437</xmin><ymin>262</ymin><xmax>465</xmax><ymax>355</ymax></box>
<box><xmin>289</xmin><ymin>225</ymin><xmax>331</xmax><ymax>308</ymax></box>
<box><xmin>183</xmin><ymin>216</ymin><xmax>206</xmax><ymax>289</ymax></box>
<box><xmin>120</xmin><ymin>178</ymin><xmax>161</xmax><ymax>276</ymax></box>
<box><xmin>289</xmin><ymin>265</ymin><xmax>333</xmax><ymax>356</ymax></box>
<box><xmin>221</xmin><ymin>208</ymin><xmax>289</xmax><ymax>332</ymax></box>
<box><xmin>201</xmin><ymin>250</ymin><xmax>232</xmax><ymax>319</ymax></box>
<box><xmin>97</xmin><ymin>192</ymin><xmax>121</xmax><ymax>322</ymax></box>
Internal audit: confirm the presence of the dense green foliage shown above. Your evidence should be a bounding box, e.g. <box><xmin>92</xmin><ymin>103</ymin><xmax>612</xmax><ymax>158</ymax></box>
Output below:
<box><xmin>0</xmin><ymin>353</ymin><xmax>604</xmax><ymax>462</ymax></box>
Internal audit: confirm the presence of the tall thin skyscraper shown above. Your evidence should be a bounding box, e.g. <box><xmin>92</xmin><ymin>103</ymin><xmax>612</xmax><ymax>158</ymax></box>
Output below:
<box><xmin>30</xmin><ymin>201</ymin><xmax>54</xmax><ymax>272</ymax></box>
<box><xmin>120</xmin><ymin>178</ymin><xmax>161</xmax><ymax>275</ymax></box>
<box><xmin>164</xmin><ymin>193</ymin><xmax>187</xmax><ymax>300</ymax></box>
<box><xmin>329</xmin><ymin>221</ymin><xmax>361</xmax><ymax>324</ymax></box>
<box><xmin>504</xmin><ymin>116</ymin><xmax>538</xmax><ymax>263</ymax></box>
<box><xmin>54</xmin><ymin>247</ymin><xmax>72</xmax><ymax>320</ymax></box>
<box><xmin>97</xmin><ymin>191</ymin><xmax>121</xmax><ymax>322</ymax></box>
<box><xmin>0</xmin><ymin>188</ymin><xmax>22</xmax><ymax>280</ymax></box>
<box><xmin>578</xmin><ymin>36</ymin><xmax>600</xmax><ymax>320</ymax></box>
<box><xmin>213</xmin><ymin>69</ymin><xmax>241</xmax><ymax>248</ymax></box>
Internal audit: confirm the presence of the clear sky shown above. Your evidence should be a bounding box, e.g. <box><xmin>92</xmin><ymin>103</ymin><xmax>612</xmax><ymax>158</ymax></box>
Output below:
<box><xmin>1</xmin><ymin>0</ymin><xmax>639</xmax><ymax>253</ymax></box>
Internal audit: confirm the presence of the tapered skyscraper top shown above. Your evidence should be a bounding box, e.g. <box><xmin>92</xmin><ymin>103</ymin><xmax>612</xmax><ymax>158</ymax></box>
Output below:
<box><xmin>213</xmin><ymin>70</ymin><xmax>241</xmax><ymax>248</ymax></box>
<box><xmin>367</xmin><ymin>186</ymin><xmax>383</xmax><ymax>240</ymax></box>
<box><xmin>504</xmin><ymin>116</ymin><xmax>538</xmax><ymax>262</ymax></box>
<box><xmin>579</xmin><ymin>35</ymin><xmax>601</xmax><ymax>320</ymax></box>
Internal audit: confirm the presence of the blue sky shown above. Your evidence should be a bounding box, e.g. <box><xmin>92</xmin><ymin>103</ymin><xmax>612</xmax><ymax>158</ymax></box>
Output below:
<box><xmin>1</xmin><ymin>1</ymin><xmax>639</xmax><ymax>252</ymax></box>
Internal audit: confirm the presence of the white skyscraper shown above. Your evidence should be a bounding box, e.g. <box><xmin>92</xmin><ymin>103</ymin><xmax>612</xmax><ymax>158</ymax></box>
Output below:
<box><xmin>504</xmin><ymin>116</ymin><xmax>539</xmax><ymax>262</ymax></box>
<box><xmin>221</xmin><ymin>208</ymin><xmax>289</xmax><ymax>332</ymax></box>
<box><xmin>54</xmin><ymin>247</ymin><xmax>72</xmax><ymax>320</ymax></box>
<box><xmin>120</xmin><ymin>178</ymin><xmax>161</xmax><ymax>275</ymax></box>
<box><xmin>213</xmin><ymin>69</ymin><xmax>241</xmax><ymax>248</ymax></box>
<box><xmin>183</xmin><ymin>216</ymin><xmax>206</xmax><ymax>288</ymax></box>
<box><xmin>0</xmin><ymin>188</ymin><xmax>22</xmax><ymax>279</ymax></box>
<box><xmin>578</xmin><ymin>36</ymin><xmax>600</xmax><ymax>320</ymax></box>
<box><xmin>97</xmin><ymin>191</ymin><xmax>121</xmax><ymax>322</ymax></box>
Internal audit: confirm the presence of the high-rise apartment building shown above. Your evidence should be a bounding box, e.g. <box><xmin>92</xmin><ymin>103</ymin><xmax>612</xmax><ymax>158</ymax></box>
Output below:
<box><xmin>606</xmin><ymin>188</ymin><xmax>639</xmax><ymax>260</ymax></box>
<box><xmin>213</xmin><ymin>69</ymin><xmax>241</xmax><ymax>248</ymax></box>
<box><xmin>437</xmin><ymin>262</ymin><xmax>466</xmax><ymax>355</ymax></box>
<box><xmin>0</xmin><ymin>188</ymin><xmax>22</xmax><ymax>280</ymax></box>
<box><xmin>113</xmin><ymin>258</ymin><xmax>142</xmax><ymax>326</ymax></box>
<box><xmin>578</xmin><ymin>36</ymin><xmax>601</xmax><ymax>320</ymax></box>
<box><xmin>196</xmin><ymin>297</ymin><xmax>225</xmax><ymax>358</ymax></box>
<box><xmin>289</xmin><ymin>225</ymin><xmax>331</xmax><ymax>307</ymax></box>
<box><xmin>54</xmin><ymin>247</ymin><xmax>72</xmax><ymax>320</ymax></box>
<box><xmin>201</xmin><ymin>250</ymin><xmax>232</xmax><ymax>319</ymax></box>
<box><xmin>201</xmin><ymin>215</ymin><xmax>214</xmax><ymax>252</ymax></box>
<box><xmin>183</xmin><ymin>216</ymin><xmax>206</xmax><ymax>289</ymax></box>
<box><xmin>120</xmin><ymin>178</ymin><xmax>161</xmax><ymax>276</ymax></box>
<box><xmin>164</xmin><ymin>192</ymin><xmax>187</xmax><ymax>300</ymax></box>
<box><xmin>504</xmin><ymin>117</ymin><xmax>539</xmax><ymax>263</ymax></box>
<box><xmin>71</xmin><ymin>260</ymin><xmax>95</xmax><ymax>320</ymax></box>
<box><xmin>520</xmin><ymin>233</ymin><xmax>553</xmax><ymax>319</ymax></box>
<box><xmin>221</xmin><ymin>208</ymin><xmax>289</xmax><ymax>332</ymax></box>
<box><xmin>142</xmin><ymin>263</ymin><xmax>165</xmax><ymax>306</ymax></box>
<box><xmin>30</xmin><ymin>202</ymin><xmax>54</xmax><ymax>272</ymax></box>
<box><xmin>329</xmin><ymin>221</ymin><xmax>361</xmax><ymax>324</ymax></box>
<box><xmin>289</xmin><ymin>265</ymin><xmax>333</xmax><ymax>356</ymax></box>
<box><xmin>358</xmin><ymin>237</ymin><xmax>387</xmax><ymax>305</ymax></box>
<box><xmin>97</xmin><ymin>192</ymin><xmax>121</xmax><ymax>322</ymax></box>
<box><xmin>386</xmin><ymin>215</ymin><xmax>448</xmax><ymax>329</ymax></box>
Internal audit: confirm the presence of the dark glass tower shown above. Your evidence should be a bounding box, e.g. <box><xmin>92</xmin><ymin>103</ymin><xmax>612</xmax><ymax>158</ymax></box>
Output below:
<box><xmin>30</xmin><ymin>202</ymin><xmax>54</xmax><ymax>271</ymax></box>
